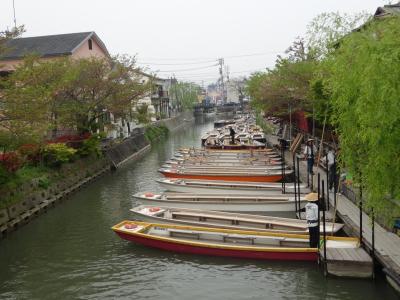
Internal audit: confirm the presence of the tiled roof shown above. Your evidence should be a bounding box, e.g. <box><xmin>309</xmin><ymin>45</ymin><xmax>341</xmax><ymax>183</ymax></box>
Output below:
<box><xmin>1</xmin><ymin>31</ymin><xmax>109</xmax><ymax>60</ymax></box>
<box><xmin>375</xmin><ymin>3</ymin><xmax>400</xmax><ymax>17</ymax></box>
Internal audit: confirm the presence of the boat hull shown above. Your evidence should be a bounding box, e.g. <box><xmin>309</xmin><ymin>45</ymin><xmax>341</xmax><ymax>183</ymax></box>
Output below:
<box><xmin>115</xmin><ymin>231</ymin><xmax>318</xmax><ymax>261</ymax></box>
<box><xmin>160</xmin><ymin>171</ymin><xmax>283</xmax><ymax>182</ymax></box>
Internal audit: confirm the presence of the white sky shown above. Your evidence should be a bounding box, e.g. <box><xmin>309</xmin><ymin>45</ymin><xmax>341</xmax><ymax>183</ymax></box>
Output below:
<box><xmin>0</xmin><ymin>0</ymin><xmax>387</xmax><ymax>84</ymax></box>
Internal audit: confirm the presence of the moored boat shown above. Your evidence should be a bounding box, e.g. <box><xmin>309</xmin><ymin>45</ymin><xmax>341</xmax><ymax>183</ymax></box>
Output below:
<box><xmin>159</xmin><ymin>168</ymin><xmax>290</xmax><ymax>182</ymax></box>
<box><xmin>130</xmin><ymin>205</ymin><xmax>344</xmax><ymax>234</ymax></box>
<box><xmin>161</xmin><ymin>164</ymin><xmax>286</xmax><ymax>171</ymax></box>
<box><xmin>112</xmin><ymin>221</ymin><xmax>359</xmax><ymax>261</ymax></box>
<box><xmin>156</xmin><ymin>178</ymin><xmax>306</xmax><ymax>195</ymax></box>
<box><xmin>134</xmin><ymin>191</ymin><xmax>305</xmax><ymax>212</ymax></box>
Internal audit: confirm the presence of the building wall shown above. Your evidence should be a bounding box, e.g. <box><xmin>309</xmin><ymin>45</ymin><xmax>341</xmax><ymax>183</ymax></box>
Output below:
<box><xmin>226</xmin><ymin>82</ymin><xmax>240</xmax><ymax>103</ymax></box>
<box><xmin>72</xmin><ymin>38</ymin><xmax>108</xmax><ymax>60</ymax></box>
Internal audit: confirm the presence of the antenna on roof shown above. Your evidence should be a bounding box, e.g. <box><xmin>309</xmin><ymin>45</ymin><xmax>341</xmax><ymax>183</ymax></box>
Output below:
<box><xmin>12</xmin><ymin>0</ymin><xmax>17</xmax><ymax>28</ymax></box>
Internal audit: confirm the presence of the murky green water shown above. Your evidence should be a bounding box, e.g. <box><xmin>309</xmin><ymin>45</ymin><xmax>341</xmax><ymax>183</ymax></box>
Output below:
<box><xmin>0</xmin><ymin>116</ymin><xmax>398</xmax><ymax>300</ymax></box>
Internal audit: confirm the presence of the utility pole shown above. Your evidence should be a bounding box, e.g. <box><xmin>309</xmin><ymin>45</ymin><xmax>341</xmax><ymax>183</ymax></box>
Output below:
<box><xmin>218</xmin><ymin>58</ymin><xmax>226</xmax><ymax>104</ymax></box>
<box><xmin>12</xmin><ymin>0</ymin><xmax>17</xmax><ymax>29</ymax></box>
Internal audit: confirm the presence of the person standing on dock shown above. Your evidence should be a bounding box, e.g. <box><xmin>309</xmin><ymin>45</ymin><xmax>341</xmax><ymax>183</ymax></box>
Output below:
<box><xmin>326</xmin><ymin>148</ymin><xmax>336</xmax><ymax>191</ymax></box>
<box><xmin>229</xmin><ymin>126</ymin><xmax>236</xmax><ymax>144</ymax></box>
<box><xmin>303</xmin><ymin>192</ymin><xmax>320</xmax><ymax>248</ymax></box>
<box><xmin>304</xmin><ymin>139</ymin><xmax>317</xmax><ymax>175</ymax></box>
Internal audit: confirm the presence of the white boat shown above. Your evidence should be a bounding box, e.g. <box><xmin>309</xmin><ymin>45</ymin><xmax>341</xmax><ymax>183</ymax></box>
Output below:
<box><xmin>133</xmin><ymin>192</ymin><xmax>305</xmax><ymax>212</ymax></box>
<box><xmin>130</xmin><ymin>205</ymin><xmax>344</xmax><ymax>234</ymax></box>
<box><xmin>156</xmin><ymin>178</ymin><xmax>307</xmax><ymax>195</ymax></box>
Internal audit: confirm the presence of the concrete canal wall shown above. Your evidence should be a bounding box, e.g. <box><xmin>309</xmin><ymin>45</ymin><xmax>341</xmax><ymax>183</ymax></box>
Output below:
<box><xmin>0</xmin><ymin>157</ymin><xmax>110</xmax><ymax>238</ymax></box>
<box><xmin>105</xmin><ymin>132</ymin><xmax>150</xmax><ymax>168</ymax></box>
<box><xmin>0</xmin><ymin>111</ymin><xmax>192</xmax><ymax>239</ymax></box>
<box><xmin>157</xmin><ymin>110</ymin><xmax>194</xmax><ymax>132</ymax></box>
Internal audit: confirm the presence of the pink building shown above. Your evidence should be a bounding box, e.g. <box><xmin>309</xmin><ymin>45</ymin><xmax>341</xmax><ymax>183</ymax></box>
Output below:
<box><xmin>0</xmin><ymin>31</ymin><xmax>110</xmax><ymax>73</ymax></box>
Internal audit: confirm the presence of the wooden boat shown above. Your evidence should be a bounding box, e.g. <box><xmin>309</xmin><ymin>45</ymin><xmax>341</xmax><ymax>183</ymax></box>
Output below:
<box><xmin>130</xmin><ymin>205</ymin><xmax>344</xmax><ymax>234</ymax></box>
<box><xmin>165</xmin><ymin>159</ymin><xmax>282</xmax><ymax>166</ymax></box>
<box><xmin>156</xmin><ymin>178</ymin><xmax>307</xmax><ymax>195</ymax></box>
<box><xmin>204</xmin><ymin>142</ymin><xmax>266</xmax><ymax>150</ymax></box>
<box><xmin>174</xmin><ymin>151</ymin><xmax>281</xmax><ymax>159</ymax></box>
<box><xmin>134</xmin><ymin>191</ymin><xmax>304</xmax><ymax>212</ymax></box>
<box><xmin>158</xmin><ymin>167</ymin><xmax>290</xmax><ymax>182</ymax></box>
<box><xmin>178</xmin><ymin>148</ymin><xmax>275</xmax><ymax>154</ymax></box>
<box><xmin>161</xmin><ymin>164</ymin><xmax>286</xmax><ymax>171</ymax></box>
<box><xmin>112</xmin><ymin>221</ymin><xmax>359</xmax><ymax>261</ymax></box>
<box><xmin>171</xmin><ymin>155</ymin><xmax>282</xmax><ymax>163</ymax></box>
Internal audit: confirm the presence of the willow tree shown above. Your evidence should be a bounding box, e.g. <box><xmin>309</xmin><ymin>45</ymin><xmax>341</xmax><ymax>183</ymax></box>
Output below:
<box><xmin>170</xmin><ymin>82</ymin><xmax>200</xmax><ymax>110</ymax></box>
<box><xmin>327</xmin><ymin>16</ymin><xmax>400</xmax><ymax>223</ymax></box>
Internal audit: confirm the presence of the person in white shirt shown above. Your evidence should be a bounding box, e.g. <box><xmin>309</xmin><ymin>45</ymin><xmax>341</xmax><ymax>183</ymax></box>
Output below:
<box><xmin>303</xmin><ymin>139</ymin><xmax>317</xmax><ymax>175</ymax></box>
<box><xmin>303</xmin><ymin>192</ymin><xmax>320</xmax><ymax>248</ymax></box>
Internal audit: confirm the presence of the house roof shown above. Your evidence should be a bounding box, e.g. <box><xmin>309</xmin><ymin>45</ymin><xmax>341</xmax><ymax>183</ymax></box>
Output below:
<box><xmin>1</xmin><ymin>31</ymin><xmax>110</xmax><ymax>60</ymax></box>
<box><xmin>375</xmin><ymin>2</ymin><xmax>400</xmax><ymax>18</ymax></box>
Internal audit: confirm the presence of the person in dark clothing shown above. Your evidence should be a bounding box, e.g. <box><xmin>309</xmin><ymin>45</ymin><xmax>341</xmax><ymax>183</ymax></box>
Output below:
<box><xmin>304</xmin><ymin>139</ymin><xmax>317</xmax><ymax>175</ymax></box>
<box><xmin>326</xmin><ymin>148</ymin><xmax>336</xmax><ymax>191</ymax></box>
<box><xmin>229</xmin><ymin>127</ymin><xmax>236</xmax><ymax>144</ymax></box>
<box><xmin>300</xmin><ymin>192</ymin><xmax>320</xmax><ymax>248</ymax></box>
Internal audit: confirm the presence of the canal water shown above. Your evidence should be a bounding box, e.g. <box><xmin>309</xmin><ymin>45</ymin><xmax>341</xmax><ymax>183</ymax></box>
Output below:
<box><xmin>0</xmin><ymin>117</ymin><xmax>398</xmax><ymax>300</ymax></box>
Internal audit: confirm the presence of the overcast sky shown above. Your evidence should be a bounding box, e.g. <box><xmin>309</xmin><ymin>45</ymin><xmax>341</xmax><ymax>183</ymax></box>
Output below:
<box><xmin>0</xmin><ymin>0</ymin><xmax>387</xmax><ymax>84</ymax></box>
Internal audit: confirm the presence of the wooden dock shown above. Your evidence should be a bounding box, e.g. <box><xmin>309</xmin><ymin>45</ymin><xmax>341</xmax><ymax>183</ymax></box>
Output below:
<box><xmin>320</xmin><ymin>247</ymin><xmax>373</xmax><ymax>278</ymax></box>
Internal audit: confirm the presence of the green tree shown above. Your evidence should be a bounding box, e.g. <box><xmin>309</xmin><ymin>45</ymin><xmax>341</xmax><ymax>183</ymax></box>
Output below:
<box><xmin>0</xmin><ymin>26</ymin><xmax>24</xmax><ymax>58</ymax></box>
<box><xmin>327</xmin><ymin>16</ymin><xmax>400</xmax><ymax>223</ymax></box>
<box><xmin>133</xmin><ymin>103</ymin><xmax>153</xmax><ymax>124</ymax></box>
<box><xmin>2</xmin><ymin>55</ymin><xmax>152</xmax><ymax>141</ymax></box>
<box><xmin>169</xmin><ymin>82</ymin><xmax>200</xmax><ymax>109</ymax></box>
<box><xmin>56</xmin><ymin>55</ymin><xmax>152</xmax><ymax>133</ymax></box>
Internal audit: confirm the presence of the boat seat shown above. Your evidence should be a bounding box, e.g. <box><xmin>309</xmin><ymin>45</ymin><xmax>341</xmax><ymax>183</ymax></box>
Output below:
<box><xmin>170</xmin><ymin>211</ymin><xmax>303</xmax><ymax>229</ymax></box>
<box><xmin>167</xmin><ymin>228</ymin><xmax>200</xmax><ymax>240</ymax></box>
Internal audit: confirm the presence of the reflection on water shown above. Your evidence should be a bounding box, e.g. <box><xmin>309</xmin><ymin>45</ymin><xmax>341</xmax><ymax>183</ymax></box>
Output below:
<box><xmin>0</xmin><ymin>116</ymin><xmax>397</xmax><ymax>300</ymax></box>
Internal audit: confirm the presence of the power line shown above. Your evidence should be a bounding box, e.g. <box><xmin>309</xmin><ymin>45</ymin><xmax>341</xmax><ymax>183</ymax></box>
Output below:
<box><xmin>156</xmin><ymin>63</ymin><xmax>219</xmax><ymax>73</ymax></box>
<box><xmin>137</xmin><ymin>59</ymin><xmax>217</xmax><ymax>66</ymax></box>
<box><xmin>137</xmin><ymin>51</ymin><xmax>281</xmax><ymax>62</ymax></box>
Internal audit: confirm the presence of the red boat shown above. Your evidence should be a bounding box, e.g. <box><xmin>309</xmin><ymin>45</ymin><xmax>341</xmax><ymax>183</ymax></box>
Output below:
<box><xmin>112</xmin><ymin>221</ymin><xmax>357</xmax><ymax>261</ymax></box>
<box><xmin>158</xmin><ymin>168</ymin><xmax>287</xmax><ymax>182</ymax></box>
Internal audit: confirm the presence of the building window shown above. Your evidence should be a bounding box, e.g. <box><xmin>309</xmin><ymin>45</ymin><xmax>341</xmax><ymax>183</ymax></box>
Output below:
<box><xmin>88</xmin><ymin>39</ymin><xmax>93</xmax><ymax>50</ymax></box>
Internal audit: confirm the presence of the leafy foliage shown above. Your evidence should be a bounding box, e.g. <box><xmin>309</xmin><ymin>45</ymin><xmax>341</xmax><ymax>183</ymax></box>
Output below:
<box><xmin>0</xmin><ymin>152</ymin><xmax>23</xmax><ymax>173</ymax></box>
<box><xmin>169</xmin><ymin>82</ymin><xmax>200</xmax><ymax>110</ymax></box>
<box><xmin>77</xmin><ymin>134</ymin><xmax>103</xmax><ymax>157</ymax></box>
<box><xmin>43</xmin><ymin>143</ymin><xmax>77</xmax><ymax>167</ymax></box>
<box><xmin>0</xmin><ymin>26</ymin><xmax>25</xmax><ymax>58</ymax></box>
<box><xmin>246</xmin><ymin>11</ymin><xmax>400</xmax><ymax>224</ymax></box>
<box><xmin>133</xmin><ymin>103</ymin><xmax>152</xmax><ymax>124</ymax></box>
<box><xmin>326</xmin><ymin>16</ymin><xmax>400</xmax><ymax>223</ymax></box>
<box><xmin>1</xmin><ymin>55</ymin><xmax>152</xmax><ymax>145</ymax></box>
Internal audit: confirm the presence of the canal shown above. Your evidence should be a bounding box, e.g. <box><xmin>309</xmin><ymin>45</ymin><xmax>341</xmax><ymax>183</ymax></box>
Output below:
<box><xmin>0</xmin><ymin>117</ymin><xmax>398</xmax><ymax>300</ymax></box>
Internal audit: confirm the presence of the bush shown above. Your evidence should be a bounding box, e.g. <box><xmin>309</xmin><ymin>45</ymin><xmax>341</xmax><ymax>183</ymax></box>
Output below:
<box><xmin>0</xmin><ymin>152</ymin><xmax>23</xmax><ymax>173</ymax></box>
<box><xmin>18</xmin><ymin>144</ymin><xmax>42</xmax><ymax>164</ymax></box>
<box><xmin>0</xmin><ymin>165</ymin><xmax>9</xmax><ymax>185</ymax></box>
<box><xmin>43</xmin><ymin>143</ymin><xmax>77</xmax><ymax>167</ymax></box>
<box><xmin>77</xmin><ymin>134</ymin><xmax>103</xmax><ymax>157</ymax></box>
